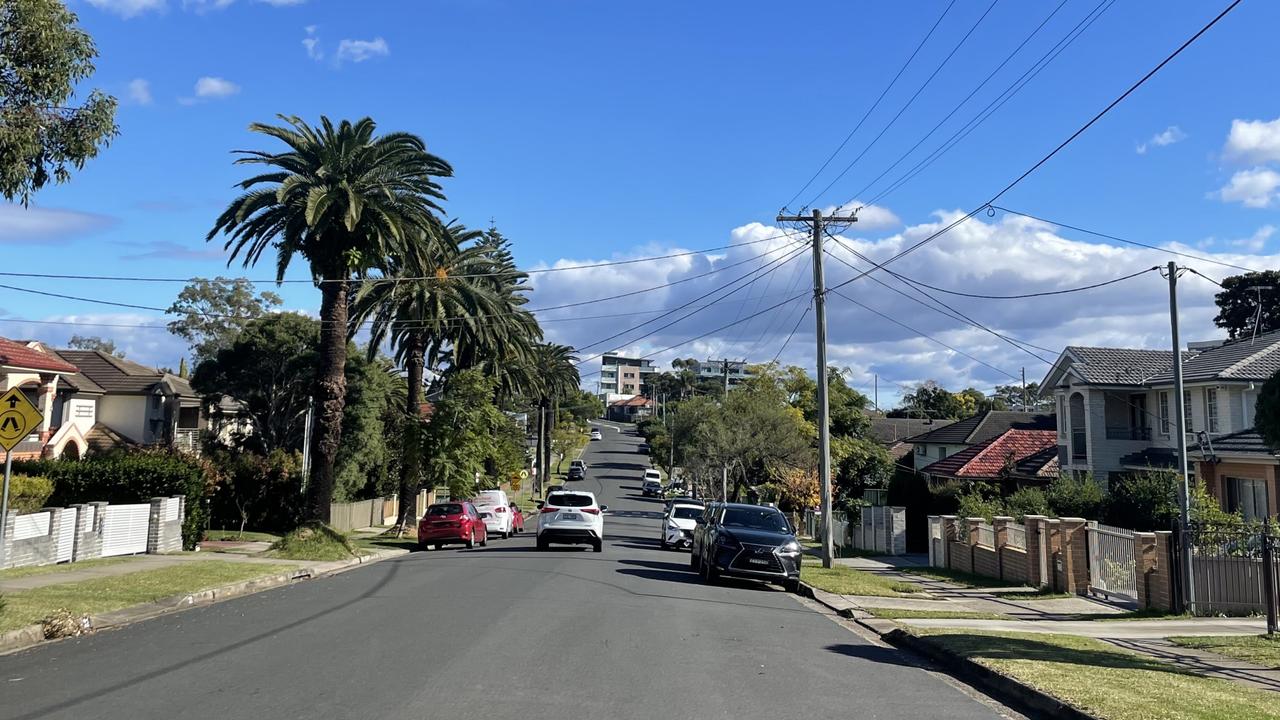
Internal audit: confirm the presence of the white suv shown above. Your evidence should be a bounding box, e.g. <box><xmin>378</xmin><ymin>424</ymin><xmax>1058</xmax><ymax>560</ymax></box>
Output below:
<box><xmin>537</xmin><ymin>490</ymin><xmax>607</xmax><ymax>552</ymax></box>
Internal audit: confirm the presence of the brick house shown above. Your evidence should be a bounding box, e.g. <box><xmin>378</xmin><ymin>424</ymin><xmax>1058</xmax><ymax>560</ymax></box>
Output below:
<box><xmin>917</xmin><ymin>429</ymin><xmax>1059</xmax><ymax>488</ymax></box>
<box><xmin>0</xmin><ymin>337</ymin><xmax>83</xmax><ymax>459</ymax></box>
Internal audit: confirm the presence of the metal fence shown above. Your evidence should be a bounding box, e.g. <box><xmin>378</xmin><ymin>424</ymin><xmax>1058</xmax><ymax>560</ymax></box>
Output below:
<box><xmin>1174</xmin><ymin>523</ymin><xmax>1279</xmax><ymax>624</ymax></box>
<box><xmin>1087</xmin><ymin>522</ymin><xmax>1138</xmax><ymax>603</ymax></box>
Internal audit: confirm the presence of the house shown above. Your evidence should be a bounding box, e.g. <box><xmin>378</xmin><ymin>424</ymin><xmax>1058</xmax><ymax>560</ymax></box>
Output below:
<box><xmin>599</xmin><ymin>354</ymin><xmax>658</xmax><ymax>399</ymax></box>
<box><xmin>0</xmin><ymin>337</ymin><xmax>83</xmax><ymax>459</ymax></box>
<box><xmin>917</xmin><ymin>429</ymin><xmax>1059</xmax><ymax>488</ymax></box>
<box><xmin>865</xmin><ymin>416</ymin><xmax>956</xmax><ymax>464</ymax></box>
<box><xmin>902</xmin><ymin>410</ymin><xmax>1056</xmax><ymax>470</ymax></box>
<box><xmin>607</xmin><ymin>395</ymin><xmax>654</xmax><ymax>422</ymax></box>
<box><xmin>1042</xmin><ymin>331</ymin><xmax>1280</xmax><ymax>514</ymax></box>
<box><xmin>52</xmin><ymin>349</ymin><xmax>208</xmax><ymax>454</ymax></box>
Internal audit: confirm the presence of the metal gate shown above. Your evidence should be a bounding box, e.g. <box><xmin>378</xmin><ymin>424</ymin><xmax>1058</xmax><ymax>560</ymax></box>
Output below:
<box><xmin>56</xmin><ymin>507</ymin><xmax>77</xmax><ymax>562</ymax></box>
<box><xmin>1088</xmin><ymin>522</ymin><xmax>1138</xmax><ymax>602</ymax></box>
<box><xmin>101</xmin><ymin>504</ymin><xmax>150</xmax><ymax>557</ymax></box>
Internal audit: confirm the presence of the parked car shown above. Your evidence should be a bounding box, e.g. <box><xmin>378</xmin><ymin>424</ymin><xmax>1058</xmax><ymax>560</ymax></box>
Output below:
<box><xmin>689</xmin><ymin>502</ymin><xmax>722</xmax><ymax>565</ymax></box>
<box><xmin>537</xmin><ymin>490</ymin><xmax>607</xmax><ymax>552</ymax></box>
<box><xmin>417</xmin><ymin>502</ymin><xmax>489</xmax><ymax>550</ymax></box>
<box><xmin>690</xmin><ymin>502</ymin><xmax>800</xmax><ymax>592</ymax></box>
<box><xmin>472</xmin><ymin>490</ymin><xmax>514</xmax><ymax>538</ymax></box>
<box><xmin>509</xmin><ymin>504</ymin><xmax>525</xmax><ymax>533</ymax></box>
<box><xmin>570</xmin><ymin>459</ymin><xmax>586</xmax><ymax>471</ymax></box>
<box><xmin>664</xmin><ymin>496</ymin><xmax>703</xmax><ymax>514</ymax></box>
<box><xmin>567</xmin><ymin>466</ymin><xmax>585</xmax><ymax>481</ymax></box>
<box><xmin>638</xmin><ymin>442</ymin><xmax>650</xmax><ymax>454</ymax></box>
<box><xmin>590</xmin><ymin>429</ymin><xmax>603</xmax><ymax>440</ymax></box>
<box><xmin>661</xmin><ymin>502</ymin><xmax>703</xmax><ymax>550</ymax></box>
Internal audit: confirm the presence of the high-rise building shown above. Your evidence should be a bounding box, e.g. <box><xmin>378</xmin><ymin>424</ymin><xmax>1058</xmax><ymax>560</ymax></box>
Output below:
<box><xmin>599</xmin><ymin>353</ymin><xmax>658</xmax><ymax>399</ymax></box>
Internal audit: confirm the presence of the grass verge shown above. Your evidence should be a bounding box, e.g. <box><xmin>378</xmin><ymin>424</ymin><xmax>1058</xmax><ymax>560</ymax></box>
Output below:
<box><xmin>913</xmin><ymin>628</ymin><xmax>1280</xmax><ymax>720</ymax></box>
<box><xmin>204</xmin><ymin>530</ymin><xmax>282</xmax><ymax>543</ymax></box>
<box><xmin>269</xmin><ymin>523</ymin><xmax>358</xmax><ymax>561</ymax></box>
<box><xmin>995</xmin><ymin>589</ymin><xmax>1075</xmax><ymax>601</ymax></box>
<box><xmin>0</xmin><ymin>560</ymin><xmax>293</xmax><ymax>633</ymax></box>
<box><xmin>1169</xmin><ymin>635</ymin><xmax>1280</xmax><ymax>670</ymax></box>
<box><xmin>904</xmin><ymin>566</ymin><xmax>1027</xmax><ymax>589</ymax></box>
<box><xmin>863</xmin><ymin>607</ymin><xmax>1010</xmax><ymax>620</ymax></box>
<box><xmin>0</xmin><ymin>557</ymin><xmax>127</xmax><ymax>581</ymax></box>
<box><xmin>800</xmin><ymin>559</ymin><xmax>921</xmax><ymax>597</ymax></box>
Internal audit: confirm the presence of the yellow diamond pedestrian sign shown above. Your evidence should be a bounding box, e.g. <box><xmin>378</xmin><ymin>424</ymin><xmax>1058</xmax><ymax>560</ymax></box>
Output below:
<box><xmin>0</xmin><ymin>388</ymin><xmax>41</xmax><ymax>452</ymax></box>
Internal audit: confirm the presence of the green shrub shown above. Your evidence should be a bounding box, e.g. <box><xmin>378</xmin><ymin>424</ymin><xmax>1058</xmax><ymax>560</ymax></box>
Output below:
<box><xmin>1005</xmin><ymin>487</ymin><xmax>1049</xmax><ymax>520</ymax></box>
<box><xmin>1045</xmin><ymin>472</ymin><xmax>1105</xmax><ymax>519</ymax></box>
<box><xmin>1103</xmin><ymin>470</ymin><xmax>1178</xmax><ymax>530</ymax></box>
<box><xmin>205</xmin><ymin>448</ymin><xmax>303</xmax><ymax>534</ymax></box>
<box><xmin>956</xmin><ymin>492</ymin><xmax>1005</xmax><ymax>522</ymax></box>
<box><xmin>7</xmin><ymin>474</ymin><xmax>54</xmax><ymax>513</ymax></box>
<box><xmin>17</xmin><ymin>449</ymin><xmax>214</xmax><ymax>550</ymax></box>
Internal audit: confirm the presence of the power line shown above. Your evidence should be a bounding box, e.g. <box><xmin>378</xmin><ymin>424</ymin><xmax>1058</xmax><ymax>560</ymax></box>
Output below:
<box><xmin>895</xmin><ymin>266</ymin><xmax>1162</xmax><ymax>300</ymax></box>
<box><xmin>780</xmin><ymin>0</ymin><xmax>957</xmax><ymax>210</ymax></box>
<box><xmin>992</xmin><ymin>205</ymin><xmax>1264</xmax><ymax>274</ymax></box>
<box><xmin>825</xmin><ymin>0</ymin><xmax>1243</xmax><ymax>297</ymax></box>
<box><xmin>771</xmin><ymin>303</ymin><xmax>811</xmax><ymax>364</ymax></box>
<box><xmin>863</xmin><ymin>0</ymin><xmax>1116</xmax><ymax>206</ymax></box>
<box><xmin>805</xmin><ymin>0</ymin><xmax>1002</xmax><ymax>209</ymax></box>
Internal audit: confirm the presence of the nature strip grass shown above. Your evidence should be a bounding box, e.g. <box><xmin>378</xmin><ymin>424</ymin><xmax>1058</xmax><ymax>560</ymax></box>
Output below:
<box><xmin>0</xmin><ymin>557</ymin><xmax>128</xmax><ymax>581</ymax></box>
<box><xmin>862</xmin><ymin>607</ymin><xmax>1010</xmax><ymax>620</ymax></box>
<box><xmin>799</xmin><ymin>560</ymin><xmax>921</xmax><ymax>597</ymax></box>
<box><xmin>1168</xmin><ymin>634</ymin><xmax>1280</xmax><ymax>670</ymax></box>
<box><xmin>913</xmin><ymin>628</ymin><xmax>1280</xmax><ymax>720</ymax></box>
<box><xmin>0</xmin><ymin>560</ymin><xmax>294</xmax><ymax>633</ymax></box>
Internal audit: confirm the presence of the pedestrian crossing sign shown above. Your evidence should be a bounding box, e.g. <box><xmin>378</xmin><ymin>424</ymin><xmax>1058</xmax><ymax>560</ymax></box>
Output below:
<box><xmin>0</xmin><ymin>388</ymin><xmax>42</xmax><ymax>452</ymax></box>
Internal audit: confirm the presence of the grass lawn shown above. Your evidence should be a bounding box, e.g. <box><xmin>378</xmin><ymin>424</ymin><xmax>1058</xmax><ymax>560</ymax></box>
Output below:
<box><xmin>269</xmin><ymin>524</ymin><xmax>359</xmax><ymax>561</ymax></box>
<box><xmin>863</xmin><ymin>607</ymin><xmax>1010</xmax><ymax>620</ymax></box>
<box><xmin>0</xmin><ymin>560</ymin><xmax>293</xmax><ymax>633</ymax></box>
<box><xmin>800</xmin><ymin>559</ymin><xmax>922</xmax><ymax>597</ymax></box>
<box><xmin>995</xmin><ymin>589</ymin><xmax>1075</xmax><ymax>601</ymax></box>
<box><xmin>0</xmin><ymin>557</ymin><xmax>127</xmax><ymax>580</ymax></box>
<box><xmin>1169</xmin><ymin>635</ymin><xmax>1280</xmax><ymax>670</ymax></box>
<box><xmin>204</xmin><ymin>530</ymin><xmax>282</xmax><ymax>543</ymax></box>
<box><xmin>903</xmin><ymin>566</ymin><xmax>1026</xmax><ymax>589</ymax></box>
<box><xmin>914</xmin><ymin>628</ymin><xmax>1280</xmax><ymax>720</ymax></box>
<box><xmin>351</xmin><ymin>532</ymin><xmax>420</xmax><ymax>552</ymax></box>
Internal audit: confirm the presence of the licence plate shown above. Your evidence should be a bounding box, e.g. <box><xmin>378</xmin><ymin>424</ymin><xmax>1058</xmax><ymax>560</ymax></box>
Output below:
<box><xmin>748</xmin><ymin>558</ymin><xmax>769</xmax><ymax>565</ymax></box>
<box><xmin>561</xmin><ymin>513</ymin><xmax>580</xmax><ymax>521</ymax></box>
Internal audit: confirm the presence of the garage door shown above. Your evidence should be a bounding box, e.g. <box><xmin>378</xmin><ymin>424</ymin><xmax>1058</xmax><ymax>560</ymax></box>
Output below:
<box><xmin>101</xmin><ymin>504</ymin><xmax>151</xmax><ymax>556</ymax></box>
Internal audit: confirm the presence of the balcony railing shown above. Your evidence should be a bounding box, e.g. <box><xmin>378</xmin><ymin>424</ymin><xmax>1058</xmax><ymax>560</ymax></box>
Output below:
<box><xmin>1071</xmin><ymin>428</ymin><xmax>1087</xmax><ymax>462</ymax></box>
<box><xmin>175</xmin><ymin>428</ymin><xmax>201</xmax><ymax>455</ymax></box>
<box><xmin>1105</xmin><ymin>426</ymin><xmax>1152</xmax><ymax>441</ymax></box>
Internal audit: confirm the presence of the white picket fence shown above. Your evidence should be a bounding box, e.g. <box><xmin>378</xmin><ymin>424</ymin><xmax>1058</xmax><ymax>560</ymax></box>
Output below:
<box><xmin>1</xmin><ymin>497</ymin><xmax>184</xmax><ymax>570</ymax></box>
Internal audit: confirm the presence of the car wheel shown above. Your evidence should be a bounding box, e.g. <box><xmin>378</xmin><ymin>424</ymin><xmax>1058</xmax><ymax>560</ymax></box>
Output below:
<box><xmin>593</xmin><ymin>539</ymin><xmax>603</xmax><ymax>553</ymax></box>
<box><xmin>415</xmin><ymin>542</ymin><xmax>428</xmax><ymax>552</ymax></box>
<box><xmin>690</xmin><ymin>550</ymin><xmax>700</xmax><ymax>570</ymax></box>
<box><xmin>536</xmin><ymin>536</ymin><xmax>548</xmax><ymax>551</ymax></box>
<box><xmin>660</xmin><ymin>538</ymin><xmax>669</xmax><ymax>550</ymax></box>
<box><xmin>433</xmin><ymin>543</ymin><xmax>441</xmax><ymax>551</ymax></box>
<box><xmin>703</xmin><ymin>561</ymin><xmax>719</xmax><ymax>584</ymax></box>
<box><xmin>479</xmin><ymin>531</ymin><xmax>488</xmax><ymax>547</ymax></box>
<box><xmin>466</xmin><ymin>530</ymin><xmax>475</xmax><ymax>549</ymax></box>
<box><xmin>782</xmin><ymin>578</ymin><xmax>800</xmax><ymax>594</ymax></box>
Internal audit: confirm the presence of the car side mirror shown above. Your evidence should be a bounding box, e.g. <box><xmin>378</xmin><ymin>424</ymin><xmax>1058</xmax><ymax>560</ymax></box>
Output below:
<box><xmin>599</xmin><ymin>505</ymin><xmax>609</xmax><ymax>513</ymax></box>
<box><xmin>535</xmin><ymin>500</ymin><xmax>544</xmax><ymax>509</ymax></box>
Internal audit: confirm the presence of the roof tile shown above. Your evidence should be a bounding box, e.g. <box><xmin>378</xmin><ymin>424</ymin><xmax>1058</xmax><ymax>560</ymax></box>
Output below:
<box><xmin>0</xmin><ymin>338</ymin><xmax>78</xmax><ymax>374</ymax></box>
<box><xmin>919</xmin><ymin>429</ymin><xmax>1058</xmax><ymax>479</ymax></box>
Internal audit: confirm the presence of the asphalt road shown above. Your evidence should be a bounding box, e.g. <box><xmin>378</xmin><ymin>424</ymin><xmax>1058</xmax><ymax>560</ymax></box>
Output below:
<box><xmin>0</xmin><ymin>422</ymin><xmax>1018</xmax><ymax>720</ymax></box>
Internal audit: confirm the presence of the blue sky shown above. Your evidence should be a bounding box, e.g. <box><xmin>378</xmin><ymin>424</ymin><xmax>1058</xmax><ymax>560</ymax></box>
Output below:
<box><xmin>6</xmin><ymin>0</ymin><xmax>1280</xmax><ymax>407</ymax></box>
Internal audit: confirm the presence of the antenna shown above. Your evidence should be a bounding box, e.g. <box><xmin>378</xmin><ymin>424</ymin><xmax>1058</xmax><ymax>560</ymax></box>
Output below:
<box><xmin>1248</xmin><ymin>285</ymin><xmax>1275</xmax><ymax>345</ymax></box>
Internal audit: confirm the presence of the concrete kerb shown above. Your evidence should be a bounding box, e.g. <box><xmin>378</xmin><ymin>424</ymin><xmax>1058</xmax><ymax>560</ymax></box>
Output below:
<box><xmin>796</xmin><ymin>580</ymin><xmax>1100</xmax><ymax>720</ymax></box>
<box><xmin>0</xmin><ymin>547</ymin><xmax>409</xmax><ymax>657</ymax></box>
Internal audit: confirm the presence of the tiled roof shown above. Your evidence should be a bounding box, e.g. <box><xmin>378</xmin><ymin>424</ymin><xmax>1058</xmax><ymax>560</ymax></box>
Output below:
<box><xmin>1192</xmin><ymin>428</ymin><xmax>1279</xmax><ymax>458</ymax></box>
<box><xmin>1147</xmin><ymin>330</ymin><xmax>1280</xmax><ymax>383</ymax></box>
<box><xmin>56</xmin><ymin>350</ymin><xmax>196</xmax><ymax>397</ymax></box>
<box><xmin>866</xmin><ymin>417</ymin><xmax>956</xmax><ymax>445</ymax></box>
<box><xmin>0</xmin><ymin>338</ymin><xmax>78</xmax><ymax>374</ymax></box>
<box><xmin>1012</xmin><ymin>446</ymin><xmax>1060</xmax><ymax>479</ymax></box>
<box><xmin>609</xmin><ymin>396</ymin><xmax>653</xmax><ymax>407</ymax></box>
<box><xmin>919</xmin><ymin>429</ymin><xmax>1058</xmax><ymax>479</ymax></box>
<box><xmin>1063</xmin><ymin>346</ymin><xmax>1196</xmax><ymax>386</ymax></box>
<box><xmin>903</xmin><ymin>410</ymin><xmax>1056</xmax><ymax>445</ymax></box>
<box><xmin>86</xmin><ymin>422</ymin><xmax>136</xmax><ymax>451</ymax></box>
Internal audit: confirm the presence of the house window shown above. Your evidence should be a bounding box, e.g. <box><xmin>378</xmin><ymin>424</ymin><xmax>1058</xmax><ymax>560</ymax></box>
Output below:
<box><xmin>1225</xmin><ymin>477</ymin><xmax>1268</xmax><ymax>521</ymax></box>
<box><xmin>1183</xmin><ymin>390</ymin><xmax>1193</xmax><ymax>432</ymax></box>
<box><xmin>1159</xmin><ymin>392</ymin><xmax>1170</xmax><ymax>435</ymax></box>
<box><xmin>915</xmin><ymin>444</ymin><xmax>926</xmax><ymax>456</ymax></box>
<box><xmin>1206</xmin><ymin>388</ymin><xmax>1220</xmax><ymax>433</ymax></box>
<box><xmin>1057</xmin><ymin>396</ymin><xmax>1066</xmax><ymax>435</ymax></box>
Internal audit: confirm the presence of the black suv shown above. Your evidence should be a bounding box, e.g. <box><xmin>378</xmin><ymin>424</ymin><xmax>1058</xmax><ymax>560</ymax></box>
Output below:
<box><xmin>690</xmin><ymin>502</ymin><xmax>801</xmax><ymax>592</ymax></box>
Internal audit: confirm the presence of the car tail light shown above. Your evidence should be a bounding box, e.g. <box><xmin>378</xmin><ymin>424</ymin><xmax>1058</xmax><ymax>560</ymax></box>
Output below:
<box><xmin>580</xmin><ymin>508</ymin><xmax>600</xmax><ymax>515</ymax></box>
<box><xmin>540</xmin><ymin>506</ymin><xmax>558</xmax><ymax>514</ymax></box>
<box><xmin>494</xmin><ymin>507</ymin><xmax>506</xmax><ymax>514</ymax></box>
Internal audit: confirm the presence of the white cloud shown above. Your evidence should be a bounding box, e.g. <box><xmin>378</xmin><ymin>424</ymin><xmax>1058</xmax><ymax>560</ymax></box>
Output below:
<box><xmin>1214</xmin><ymin>167</ymin><xmax>1280</xmax><ymax>208</ymax></box>
<box><xmin>181</xmin><ymin>0</ymin><xmax>234</xmax><ymax>11</ymax></box>
<box><xmin>0</xmin><ymin>204</ymin><xmax>116</xmax><ymax>245</ymax></box>
<box><xmin>1231</xmin><ymin>225</ymin><xmax>1276</xmax><ymax>253</ymax></box>
<box><xmin>303</xmin><ymin>25</ymin><xmax>322</xmax><ymax>60</ymax></box>
<box><xmin>0</xmin><ymin>313</ymin><xmax>188</xmax><ymax>370</ymax></box>
<box><xmin>126</xmin><ymin>78</ymin><xmax>153</xmax><ymax>105</ymax></box>
<box><xmin>819</xmin><ymin>201</ymin><xmax>899</xmax><ymax>231</ymax></box>
<box><xmin>526</xmin><ymin>210</ymin><xmax>1280</xmax><ymax>404</ymax></box>
<box><xmin>336</xmin><ymin>37</ymin><xmax>389</xmax><ymax>64</ymax></box>
<box><xmin>179</xmin><ymin>76</ymin><xmax>240</xmax><ymax>104</ymax></box>
<box><xmin>1136</xmin><ymin>125</ymin><xmax>1186</xmax><ymax>154</ymax></box>
<box><xmin>1224</xmin><ymin>117</ymin><xmax>1280</xmax><ymax>164</ymax></box>
<box><xmin>85</xmin><ymin>0</ymin><xmax>166</xmax><ymax>18</ymax></box>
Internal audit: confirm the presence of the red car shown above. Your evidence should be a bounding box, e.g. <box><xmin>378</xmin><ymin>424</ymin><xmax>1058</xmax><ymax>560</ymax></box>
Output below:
<box><xmin>509</xmin><ymin>503</ymin><xmax>526</xmax><ymax>534</ymax></box>
<box><xmin>418</xmin><ymin>502</ymin><xmax>489</xmax><ymax>550</ymax></box>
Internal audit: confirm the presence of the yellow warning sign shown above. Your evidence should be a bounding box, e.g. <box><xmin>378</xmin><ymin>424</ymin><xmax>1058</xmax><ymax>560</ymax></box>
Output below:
<box><xmin>0</xmin><ymin>388</ymin><xmax>42</xmax><ymax>452</ymax></box>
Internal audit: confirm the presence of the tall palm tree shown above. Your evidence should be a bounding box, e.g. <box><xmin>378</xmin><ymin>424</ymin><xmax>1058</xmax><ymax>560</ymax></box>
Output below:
<box><xmin>351</xmin><ymin>222</ymin><xmax>503</xmax><ymax>532</ymax></box>
<box><xmin>528</xmin><ymin>343</ymin><xmax>580</xmax><ymax>493</ymax></box>
<box><xmin>208</xmin><ymin>115</ymin><xmax>450</xmax><ymax>522</ymax></box>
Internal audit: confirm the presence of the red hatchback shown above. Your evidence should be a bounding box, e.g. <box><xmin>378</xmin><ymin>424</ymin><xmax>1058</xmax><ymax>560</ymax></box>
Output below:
<box><xmin>418</xmin><ymin>502</ymin><xmax>489</xmax><ymax>550</ymax></box>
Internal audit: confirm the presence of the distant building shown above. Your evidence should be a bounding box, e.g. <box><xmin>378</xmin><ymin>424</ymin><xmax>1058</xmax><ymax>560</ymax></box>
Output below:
<box><xmin>681</xmin><ymin>359</ymin><xmax>752</xmax><ymax>388</ymax></box>
<box><xmin>607</xmin><ymin>395</ymin><xmax>654</xmax><ymax>422</ymax></box>
<box><xmin>599</xmin><ymin>354</ymin><xmax>658</xmax><ymax>398</ymax></box>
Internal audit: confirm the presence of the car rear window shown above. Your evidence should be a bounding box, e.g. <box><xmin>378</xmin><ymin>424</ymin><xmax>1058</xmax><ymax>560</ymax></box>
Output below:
<box><xmin>546</xmin><ymin>493</ymin><xmax>593</xmax><ymax>508</ymax></box>
<box><xmin>671</xmin><ymin>506</ymin><xmax>701</xmax><ymax>520</ymax></box>
<box><xmin>721</xmin><ymin>507</ymin><xmax>789</xmax><ymax>532</ymax></box>
<box><xmin>427</xmin><ymin>503</ymin><xmax>463</xmax><ymax>516</ymax></box>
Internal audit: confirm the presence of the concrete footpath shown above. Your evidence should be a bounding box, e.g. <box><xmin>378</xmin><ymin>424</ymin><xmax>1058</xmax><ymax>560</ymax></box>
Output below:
<box><xmin>815</xmin><ymin>555</ymin><xmax>1279</xmax><ymax>693</ymax></box>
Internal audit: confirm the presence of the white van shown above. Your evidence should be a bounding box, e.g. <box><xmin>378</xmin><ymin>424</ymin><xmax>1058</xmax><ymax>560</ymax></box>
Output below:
<box><xmin>471</xmin><ymin>490</ymin><xmax>514</xmax><ymax>538</ymax></box>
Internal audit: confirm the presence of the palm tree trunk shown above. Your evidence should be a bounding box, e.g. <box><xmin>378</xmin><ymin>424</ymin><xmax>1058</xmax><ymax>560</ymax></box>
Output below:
<box><xmin>396</xmin><ymin>333</ymin><xmax>426</xmax><ymax>535</ymax></box>
<box><xmin>306</xmin><ymin>277</ymin><xmax>349</xmax><ymax>523</ymax></box>
<box><xmin>535</xmin><ymin>402</ymin><xmax>547</xmax><ymax>496</ymax></box>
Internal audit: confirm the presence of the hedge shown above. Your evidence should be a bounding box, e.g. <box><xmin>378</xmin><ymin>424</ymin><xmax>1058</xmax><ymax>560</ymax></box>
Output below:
<box><xmin>14</xmin><ymin>449</ymin><xmax>214</xmax><ymax>550</ymax></box>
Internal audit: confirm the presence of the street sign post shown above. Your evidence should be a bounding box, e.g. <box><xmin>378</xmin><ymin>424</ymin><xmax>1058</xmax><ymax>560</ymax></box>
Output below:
<box><xmin>0</xmin><ymin>387</ymin><xmax>44</xmax><ymax>567</ymax></box>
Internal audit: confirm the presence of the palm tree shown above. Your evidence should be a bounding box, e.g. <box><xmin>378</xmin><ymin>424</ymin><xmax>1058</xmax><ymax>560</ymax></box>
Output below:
<box><xmin>351</xmin><ymin>222</ymin><xmax>504</xmax><ymax>533</ymax></box>
<box><xmin>208</xmin><ymin>115</ymin><xmax>450</xmax><ymax>522</ymax></box>
<box><xmin>528</xmin><ymin>343</ymin><xmax>580</xmax><ymax>493</ymax></box>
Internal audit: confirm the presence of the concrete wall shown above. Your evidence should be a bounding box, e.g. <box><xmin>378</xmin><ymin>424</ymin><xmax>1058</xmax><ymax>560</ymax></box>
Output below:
<box><xmin>1</xmin><ymin>499</ymin><xmax>181</xmax><ymax>570</ymax></box>
<box><xmin>96</xmin><ymin>394</ymin><xmax>148</xmax><ymax>443</ymax></box>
